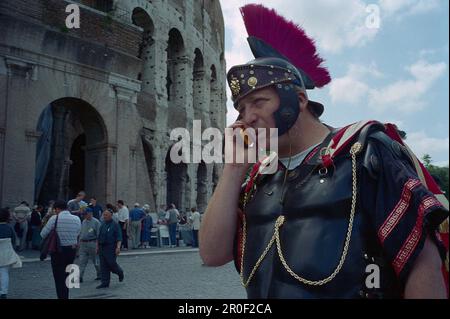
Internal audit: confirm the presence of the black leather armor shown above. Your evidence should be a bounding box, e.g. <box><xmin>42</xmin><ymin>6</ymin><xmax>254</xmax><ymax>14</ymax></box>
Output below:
<box><xmin>237</xmin><ymin>129</ymin><xmax>405</xmax><ymax>299</ymax></box>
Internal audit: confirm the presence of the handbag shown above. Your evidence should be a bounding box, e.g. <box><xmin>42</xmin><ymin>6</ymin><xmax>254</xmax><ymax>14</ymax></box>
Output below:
<box><xmin>40</xmin><ymin>215</ymin><xmax>61</xmax><ymax>260</ymax></box>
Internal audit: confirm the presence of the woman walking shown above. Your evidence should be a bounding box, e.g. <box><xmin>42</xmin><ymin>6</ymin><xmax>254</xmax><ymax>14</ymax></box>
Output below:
<box><xmin>0</xmin><ymin>208</ymin><xmax>22</xmax><ymax>299</ymax></box>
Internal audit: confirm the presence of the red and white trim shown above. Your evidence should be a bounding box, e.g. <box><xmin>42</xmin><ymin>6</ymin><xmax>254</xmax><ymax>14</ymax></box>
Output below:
<box><xmin>378</xmin><ymin>179</ymin><xmax>421</xmax><ymax>244</ymax></box>
<box><xmin>320</xmin><ymin>120</ymin><xmax>377</xmax><ymax>168</ymax></box>
<box><xmin>327</xmin><ymin>121</ymin><xmax>374</xmax><ymax>156</ymax></box>
<box><xmin>392</xmin><ymin>195</ymin><xmax>443</xmax><ymax>275</ymax></box>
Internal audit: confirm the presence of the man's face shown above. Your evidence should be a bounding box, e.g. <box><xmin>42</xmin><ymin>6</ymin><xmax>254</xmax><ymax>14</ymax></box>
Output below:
<box><xmin>237</xmin><ymin>86</ymin><xmax>279</xmax><ymax>131</ymax></box>
<box><xmin>103</xmin><ymin>211</ymin><xmax>112</xmax><ymax>221</ymax></box>
<box><xmin>90</xmin><ymin>199</ymin><xmax>96</xmax><ymax>205</ymax></box>
<box><xmin>86</xmin><ymin>212</ymin><xmax>93</xmax><ymax>220</ymax></box>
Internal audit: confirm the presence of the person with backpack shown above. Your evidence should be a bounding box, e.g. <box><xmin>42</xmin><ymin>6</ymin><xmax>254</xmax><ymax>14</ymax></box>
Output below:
<box><xmin>166</xmin><ymin>204</ymin><xmax>179</xmax><ymax>248</ymax></box>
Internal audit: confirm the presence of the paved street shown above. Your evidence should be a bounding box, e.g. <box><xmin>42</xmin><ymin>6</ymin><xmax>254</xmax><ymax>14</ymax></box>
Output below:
<box><xmin>7</xmin><ymin>249</ymin><xmax>247</xmax><ymax>299</ymax></box>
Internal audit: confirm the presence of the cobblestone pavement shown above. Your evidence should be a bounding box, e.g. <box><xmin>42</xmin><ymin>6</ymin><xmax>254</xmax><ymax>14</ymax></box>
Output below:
<box><xmin>7</xmin><ymin>249</ymin><xmax>247</xmax><ymax>299</ymax></box>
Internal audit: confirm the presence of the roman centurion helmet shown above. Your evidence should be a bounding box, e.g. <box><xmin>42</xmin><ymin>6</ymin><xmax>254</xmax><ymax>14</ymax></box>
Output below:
<box><xmin>227</xmin><ymin>4</ymin><xmax>331</xmax><ymax>136</ymax></box>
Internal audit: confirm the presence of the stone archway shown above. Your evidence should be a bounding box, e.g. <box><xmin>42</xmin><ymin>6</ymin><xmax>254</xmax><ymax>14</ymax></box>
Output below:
<box><xmin>35</xmin><ymin>98</ymin><xmax>107</xmax><ymax>205</ymax></box>
<box><xmin>132</xmin><ymin>7</ymin><xmax>155</xmax><ymax>59</ymax></box>
<box><xmin>166</xmin><ymin>28</ymin><xmax>186</xmax><ymax>129</ymax></box>
<box><xmin>132</xmin><ymin>7</ymin><xmax>159</xmax><ymax>127</ymax></box>
<box><xmin>165</xmin><ymin>146</ymin><xmax>187</xmax><ymax>209</ymax></box>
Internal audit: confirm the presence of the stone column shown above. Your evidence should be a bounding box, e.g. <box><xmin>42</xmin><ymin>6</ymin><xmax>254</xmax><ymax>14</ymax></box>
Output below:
<box><xmin>168</xmin><ymin>55</ymin><xmax>193</xmax><ymax>130</ymax></box>
<box><xmin>85</xmin><ymin>143</ymin><xmax>113</xmax><ymax>206</ymax></box>
<box><xmin>128</xmin><ymin>144</ymin><xmax>138</xmax><ymax>204</ymax></box>
<box><xmin>193</xmin><ymin>69</ymin><xmax>206</xmax><ymax>124</ymax></box>
<box><xmin>108</xmin><ymin>74</ymin><xmax>140</xmax><ymax>203</ymax></box>
<box><xmin>24</xmin><ymin>130</ymin><xmax>42</xmax><ymax>203</ymax></box>
<box><xmin>1</xmin><ymin>57</ymin><xmax>38</xmax><ymax>206</ymax></box>
<box><xmin>152</xmin><ymin>31</ymin><xmax>170</xmax><ymax>133</ymax></box>
<box><xmin>202</xmin><ymin>70</ymin><xmax>212</xmax><ymax>130</ymax></box>
<box><xmin>104</xmin><ymin>143</ymin><xmax>118</xmax><ymax>205</ymax></box>
<box><xmin>152</xmin><ymin>142</ymin><xmax>166</xmax><ymax>208</ymax></box>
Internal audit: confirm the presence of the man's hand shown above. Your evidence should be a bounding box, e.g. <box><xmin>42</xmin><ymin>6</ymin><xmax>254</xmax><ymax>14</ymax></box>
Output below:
<box><xmin>199</xmin><ymin>120</ymin><xmax>255</xmax><ymax>267</ymax></box>
<box><xmin>115</xmin><ymin>246</ymin><xmax>120</xmax><ymax>256</ymax></box>
<box><xmin>224</xmin><ymin>120</ymin><xmax>255</xmax><ymax>173</ymax></box>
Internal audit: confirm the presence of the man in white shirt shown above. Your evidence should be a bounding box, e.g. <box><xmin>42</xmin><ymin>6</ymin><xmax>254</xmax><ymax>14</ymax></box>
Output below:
<box><xmin>40</xmin><ymin>200</ymin><xmax>81</xmax><ymax>299</ymax></box>
<box><xmin>189</xmin><ymin>207</ymin><xmax>201</xmax><ymax>248</ymax></box>
<box><xmin>116</xmin><ymin>200</ymin><xmax>129</xmax><ymax>250</ymax></box>
<box><xmin>13</xmin><ymin>201</ymin><xmax>31</xmax><ymax>251</ymax></box>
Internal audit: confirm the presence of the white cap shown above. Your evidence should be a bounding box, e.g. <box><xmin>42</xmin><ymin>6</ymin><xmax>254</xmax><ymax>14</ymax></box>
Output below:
<box><xmin>134</xmin><ymin>203</ymin><xmax>140</xmax><ymax>207</ymax></box>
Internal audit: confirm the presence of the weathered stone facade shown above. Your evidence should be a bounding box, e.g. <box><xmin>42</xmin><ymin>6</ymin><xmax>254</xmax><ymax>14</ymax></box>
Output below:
<box><xmin>0</xmin><ymin>0</ymin><xmax>226</xmax><ymax>213</ymax></box>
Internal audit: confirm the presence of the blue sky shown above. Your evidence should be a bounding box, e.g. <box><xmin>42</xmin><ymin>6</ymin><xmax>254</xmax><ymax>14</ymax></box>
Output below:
<box><xmin>220</xmin><ymin>0</ymin><xmax>449</xmax><ymax>166</ymax></box>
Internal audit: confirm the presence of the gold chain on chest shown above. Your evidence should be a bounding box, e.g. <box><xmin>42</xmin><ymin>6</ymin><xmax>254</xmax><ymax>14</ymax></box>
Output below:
<box><xmin>239</xmin><ymin>142</ymin><xmax>362</xmax><ymax>287</ymax></box>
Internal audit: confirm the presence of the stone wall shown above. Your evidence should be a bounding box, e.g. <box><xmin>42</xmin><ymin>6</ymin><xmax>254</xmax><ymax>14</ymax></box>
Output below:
<box><xmin>0</xmin><ymin>0</ymin><xmax>227</xmax><ymax>212</ymax></box>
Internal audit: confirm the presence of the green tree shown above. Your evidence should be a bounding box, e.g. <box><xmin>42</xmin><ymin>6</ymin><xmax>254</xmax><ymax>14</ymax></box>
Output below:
<box><xmin>422</xmin><ymin>154</ymin><xmax>432</xmax><ymax>167</ymax></box>
<box><xmin>422</xmin><ymin>154</ymin><xmax>449</xmax><ymax>199</ymax></box>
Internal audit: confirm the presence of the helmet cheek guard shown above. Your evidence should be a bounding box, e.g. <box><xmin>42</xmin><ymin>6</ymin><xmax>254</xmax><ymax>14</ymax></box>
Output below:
<box><xmin>273</xmin><ymin>83</ymin><xmax>300</xmax><ymax>136</ymax></box>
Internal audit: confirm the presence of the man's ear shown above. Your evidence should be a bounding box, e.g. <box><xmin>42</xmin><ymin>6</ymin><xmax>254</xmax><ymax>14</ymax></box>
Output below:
<box><xmin>297</xmin><ymin>90</ymin><xmax>308</xmax><ymax>112</ymax></box>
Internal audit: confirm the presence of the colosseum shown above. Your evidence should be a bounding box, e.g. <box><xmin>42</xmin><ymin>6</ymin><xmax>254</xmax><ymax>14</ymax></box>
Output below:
<box><xmin>0</xmin><ymin>0</ymin><xmax>227</xmax><ymax>213</ymax></box>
